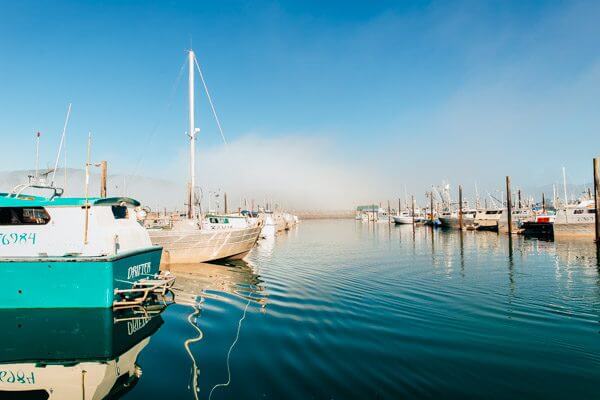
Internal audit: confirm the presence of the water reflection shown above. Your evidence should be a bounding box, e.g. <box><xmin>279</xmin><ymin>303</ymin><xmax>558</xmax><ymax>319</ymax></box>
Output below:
<box><xmin>0</xmin><ymin>305</ymin><xmax>166</xmax><ymax>399</ymax></box>
<box><xmin>166</xmin><ymin>260</ymin><xmax>267</xmax><ymax>400</ymax></box>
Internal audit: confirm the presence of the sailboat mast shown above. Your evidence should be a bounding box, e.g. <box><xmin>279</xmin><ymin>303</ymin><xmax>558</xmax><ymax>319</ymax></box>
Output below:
<box><xmin>188</xmin><ymin>49</ymin><xmax>196</xmax><ymax>219</ymax></box>
<box><xmin>562</xmin><ymin>166</ymin><xmax>568</xmax><ymax>206</ymax></box>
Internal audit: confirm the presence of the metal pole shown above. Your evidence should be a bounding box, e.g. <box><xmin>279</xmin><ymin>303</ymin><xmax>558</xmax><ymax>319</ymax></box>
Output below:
<box><xmin>35</xmin><ymin>132</ymin><xmax>40</xmax><ymax>179</ymax></box>
<box><xmin>593</xmin><ymin>157</ymin><xmax>600</xmax><ymax>243</ymax></box>
<box><xmin>518</xmin><ymin>189</ymin><xmax>522</xmax><ymax>209</ymax></box>
<box><xmin>458</xmin><ymin>185</ymin><xmax>463</xmax><ymax>230</ymax></box>
<box><xmin>188</xmin><ymin>50</ymin><xmax>196</xmax><ymax>219</ymax></box>
<box><xmin>224</xmin><ymin>192</ymin><xmax>228</xmax><ymax>214</ymax></box>
<box><xmin>387</xmin><ymin>200</ymin><xmax>391</xmax><ymax>224</ymax></box>
<box><xmin>506</xmin><ymin>176</ymin><xmax>513</xmax><ymax>235</ymax></box>
<box><xmin>100</xmin><ymin>161</ymin><xmax>107</xmax><ymax>198</ymax></box>
<box><xmin>411</xmin><ymin>195</ymin><xmax>415</xmax><ymax>228</ymax></box>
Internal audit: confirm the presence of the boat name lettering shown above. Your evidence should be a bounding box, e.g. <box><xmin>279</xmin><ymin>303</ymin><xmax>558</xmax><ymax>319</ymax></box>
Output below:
<box><xmin>127</xmin><ymin>262</ymin><xmax>152</xmax><ymax>279</ymax></box>
<box><xmin>127</xmin><ymin>316</ymin><xmax>151</xmax><ymax>335</ymax></box>
<box><xmin>0</xmin><ymin>370</ymin><xmax>35</xmax><ymax>384</ymax></box>
<box><xmin>0</xmin><ymin>233</ymin><xmax>37</xmax><ymax>246</ymax></box>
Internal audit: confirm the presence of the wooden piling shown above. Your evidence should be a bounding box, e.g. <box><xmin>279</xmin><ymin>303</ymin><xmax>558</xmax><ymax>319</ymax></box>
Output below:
<box><xmin>429</xmin><ymin>192</ymin><xmax>434</xmax><ymax>224</ymax></box>
<box><xmin>593</xmin><ymin>157</ymin><xmax>600</xmax><ymax>243</ymax></box>
<box><xmin>100</xmin><ymin>161</ymin><xmax>107</xmax><ymax>198</ymax></box>
<box><xmin>506</xmin><ymin>176</ymin><xmax>513</xmax><ymax>235</ymax></box>
<box><xmin>542</xmin><ymin>193</ymin><xmax>546</xmax><ymax>214</ymax></box>
<box><xmin>458</xmin><ymin>185</ymin><xmax>463</xmax><ymax>230</ymax></box>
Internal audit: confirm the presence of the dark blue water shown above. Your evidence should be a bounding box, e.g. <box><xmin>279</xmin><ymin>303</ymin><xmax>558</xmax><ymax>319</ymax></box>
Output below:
<box><xmin>3</xmin><ymin>220</ymin><xmax>600</xmax><ymax>399</ymax></box>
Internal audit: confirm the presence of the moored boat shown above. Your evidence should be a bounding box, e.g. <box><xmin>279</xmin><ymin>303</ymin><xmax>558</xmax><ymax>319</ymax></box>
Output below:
<box><xmin>0</xmin><ymin>186</ymin><xmax>172</xmax><ymax>309</ymax></box>
<box><xmin>553</xmin><ymin>200</ymin><xmax>596</xmax><ymax>238</ymax></box>
<box><xmin>521</xmin><ymin>213</ymin><xmax>555</xmax><ymax>237</ymax></box>
<box><xmin>147</xmin><ymin>49</ymin><xmax>261</xmax><ymax>265</ymax></box>
<box><xmin>473</xmin><ymin>209</ymin><xmax>502</xmax><ymax>231</ymax></box>
<box><xmin>438</xmin><ymin>209</ymin><xmax>476</xmax><ymax>228</ymax></box>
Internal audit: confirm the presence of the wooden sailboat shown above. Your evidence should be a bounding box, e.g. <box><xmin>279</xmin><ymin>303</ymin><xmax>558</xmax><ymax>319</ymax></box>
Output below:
<box><xmin>148</xmin><ymin>50</ymin><xmax>261</xmax><ymax>265</ymax></box>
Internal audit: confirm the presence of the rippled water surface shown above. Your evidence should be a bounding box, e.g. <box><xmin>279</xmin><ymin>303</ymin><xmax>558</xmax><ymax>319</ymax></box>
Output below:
<box><xmin>122</xmin><ymin>220</ymin><xmax>600</xmax><ymax>399</ymax></box>
<box><xmin>5</xmin><ymin>220</ymin><xmax>600</xmax><ymax>399</ymax></box>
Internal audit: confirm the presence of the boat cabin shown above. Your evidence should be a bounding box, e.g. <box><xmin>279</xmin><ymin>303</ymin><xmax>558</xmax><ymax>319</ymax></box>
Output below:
<box><xmin>0</xmin><ymin>193</ymin><xmax>150</xmax><ymax>258</ymax></box>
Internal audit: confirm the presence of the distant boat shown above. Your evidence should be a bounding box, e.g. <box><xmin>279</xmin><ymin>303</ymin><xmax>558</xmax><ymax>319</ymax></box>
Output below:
<box><xmin>393</xmin><ymin>211</ymin><xmax>413</xmax><ymax>224</ymax></box>
<box><xmin>553</xmin><ymin>199</ymin><xmax>596</xmax><ymax>238</ymax></box>
<box><xmin>438</xmin><ymin>209</ymin><xmax>476</xmax><ymax>228</ymax></box>
<box><xmin>521</xmin><ymin>213</ymin><xmax>555</xmax><ymax>237</ymax></box>
<box><xmin>498</xmin><ymin>208</ymin><xmax>533</xmax><ymax>233</ymax></box>
<box><xmin>0</xmin><ymin>183</ymin><xmax>172</xmax><ymax>309</ymax></box>
<box><xmin>473</xmin><ymin>209</ymin><xmax>502</xmax><ymax>231</ymax></box>
<box><xmin>147</xmin><ymin>50</ymin><xmax>261</xmax><ymax>265</ymax></box>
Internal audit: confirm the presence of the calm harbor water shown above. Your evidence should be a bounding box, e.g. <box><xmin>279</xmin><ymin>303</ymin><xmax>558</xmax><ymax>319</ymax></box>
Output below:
<box><xmin>4</xmin><ymin>220</ymin><xmax>600</xmax><ymax>399</ymax></box>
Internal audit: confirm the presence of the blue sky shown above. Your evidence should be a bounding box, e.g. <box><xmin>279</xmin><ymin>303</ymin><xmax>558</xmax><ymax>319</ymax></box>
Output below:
<box><xmin>0</xmin><ymin>1</ymin><xmax>599</xmax><ymax>208</ymax></box>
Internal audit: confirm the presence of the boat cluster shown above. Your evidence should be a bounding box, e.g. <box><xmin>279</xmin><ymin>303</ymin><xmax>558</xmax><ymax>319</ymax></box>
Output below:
<box><xmin>356</xmin><ymin>181</ymin><xmax>598</xmax><ymax>240</ymax></box>
<box><xmin>0</xmin><ymin>48</ymin><xmax>299</xmax><ymax>311</ymax></box>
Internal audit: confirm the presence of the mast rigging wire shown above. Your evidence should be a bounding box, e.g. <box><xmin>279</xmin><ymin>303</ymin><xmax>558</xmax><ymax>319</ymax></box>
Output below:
<box><xmin>51</xmin><ymin>103</ymin><xmax>72</xmax><ymax>186</ymax></box>
<box><xmin>193</xmin><ymin>55</ymin><xmax>228</xmax><ymax>146</ymax></box>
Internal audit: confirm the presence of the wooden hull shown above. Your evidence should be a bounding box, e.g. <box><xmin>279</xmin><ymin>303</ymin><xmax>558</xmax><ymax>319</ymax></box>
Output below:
<box><xmin>149</xmin><ymin>226</ymin><xmax>261</xmax><ymax>265</ymax></box>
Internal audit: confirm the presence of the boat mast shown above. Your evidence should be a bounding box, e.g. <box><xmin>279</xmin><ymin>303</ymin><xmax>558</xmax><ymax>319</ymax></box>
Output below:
<box><xmin>35</xmin><ymin>131</ymin><xmax>40</xmax><ymax>179</ymax></box>
<box><xmin>562</xmin><ymin>166</ymin><xmax>568</xmax><ymax>206</ymax></box>
<box><xmin>188</xmin><ymin>49</ymin><xmax>196</xmax><ymax>219</ymax></box>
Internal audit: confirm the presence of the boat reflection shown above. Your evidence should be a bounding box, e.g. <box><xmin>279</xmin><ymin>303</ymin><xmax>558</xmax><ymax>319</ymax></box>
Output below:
<box><xmin>168</xmin><ymin>261</ymin><xmax>266</xmax><ymax>306</ymax></box>
<box><xmin>166</xmin><ymin>260</ymin><xmax>267</xmax><ymax>399</ymax></box>
<box><xmin>0</xmin><ymin>305</ymin><xmax>166</xmax><ymax>399</ymax></box>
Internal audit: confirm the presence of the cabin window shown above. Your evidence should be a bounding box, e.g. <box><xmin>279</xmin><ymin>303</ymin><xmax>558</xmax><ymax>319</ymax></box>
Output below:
<box><xmin>0</xmin><ymin>207</ymin><xmax>51</xmax><ymax>225</ymax></box>
<box><xmin>111</xmin><ymin>205</ymin><xmax>129</xmax><ymax>219</ymax></box>
<box><xmin>588</xmin><ymin>209</ymin><xmax>596</xmax><ymax>214</ymax></box>
<box><xmin>209</xmin><ymin>217</ymin><xmax>219</xmax><ymax>223</ymax></box>
<box><xmin>573</xmin><ymin>209</ymin><xmax>584</xmax><ymax>215</ymax></box>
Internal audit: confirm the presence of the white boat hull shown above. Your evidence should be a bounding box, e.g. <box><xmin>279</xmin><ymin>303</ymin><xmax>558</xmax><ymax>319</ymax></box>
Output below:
<box><xmin>553</xmin><ymin>222</ymin><xmax>594</xmax><ymax>238</ymax></box>
<box><xmin>393</xmin><ymin>216</ymin><xmax>413</xmax><ymax>224</ymax></box>
<box><xmin>149</xmin><ymin>224</ymin><xmax>261</xmax><ymax>265</ymax></box>
<box><xmin>439</xmin><ymin>216</ymin><xmax>474</xmax><ymax>228</ymax></box>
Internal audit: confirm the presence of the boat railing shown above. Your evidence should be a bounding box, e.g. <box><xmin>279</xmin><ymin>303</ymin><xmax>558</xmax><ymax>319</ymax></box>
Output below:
<box><xmin>9</xmin><ymin>182</ymin><xmax>64</xmax><ymax>200</ymax></box>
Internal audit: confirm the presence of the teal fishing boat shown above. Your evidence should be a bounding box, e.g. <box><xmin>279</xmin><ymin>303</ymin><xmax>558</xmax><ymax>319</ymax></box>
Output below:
<box><xmin>0</xmin><ymin>185</ymin><xmax>174</xmax><ymax>309</ymax></box>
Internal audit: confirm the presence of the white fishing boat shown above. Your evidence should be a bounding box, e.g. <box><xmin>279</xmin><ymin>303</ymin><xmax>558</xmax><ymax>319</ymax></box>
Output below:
<box><xmin>473</xmin><ymin>209</ymin><xmax>502</xmax><ymax>231</ymax></box>
<box><xmin>438</xmin><ymin>209</ymin><xmax>477</xmax><ymax>228</ymax></box>
<box><xmin>393</xmin><ymin>211</ymin><xmax>413</xmax><ymax>224</ymax></box>
<box><xmin>498</xmin><ymin>208</ymin><xmax>533</xmax><ymax>233</ymax></box>
<box><xmin>553</xmin><ymin>199</ymin><xmax>596</xmax><ymax>238</ymax></box>
<box><xmin>147</xmin><ymin>50</ymin><xmax>261</xmax><ymax>265</ymax></box>
<box><xmin>0</xmin><ymin>180</ymin><xmax>173</xmax><ymax>309</ymax></box>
